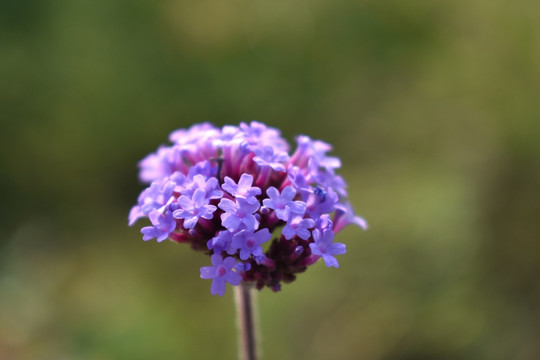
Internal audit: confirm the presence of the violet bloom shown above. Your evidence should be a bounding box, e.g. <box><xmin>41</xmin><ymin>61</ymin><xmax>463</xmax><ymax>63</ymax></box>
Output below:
<box><xmin>222</xmin><ymin>174</ymin><xmax>261</xmax><ymax>204</ymax></box>
<box><xmin>200</xmin><ymin>254</ymin><xmax>242</xmax><ymax>296</ymax></box>
<box><xmin>230</xmin><ymin>228</ymin><xmax>272</xmax><ymax>260</ymax></box>
<box><xmin>306</xmin><ymin>186</ymin><xmax>339</xmax><ymax>218</ymax></box>
<box><xmin>129</xmin><ymin>121</ymin><xmax>366</xmax><ymax>295</ymax></box>
<box><xmin>173</xmin><ymin>189</ymin><xmax>217</xmax><ymax>229</ymax></box>
<box><xmin>141</xmin><ymin>210</ymin><xmax>177</xmax><ymax>242</ymax></box>
<box><xmin>286</xmin><ymin>166</ymin><xmax>313</xmax><ymax>200</ymax></box>
<box><xmin>240</xmin><ymin>121</ymin><xmax>289</xmax><ymax>152</ymax></box>
<box><xmin>309</xmin><ymin>229</ymin><xmax>346</xmax><ymax>268</ymax></box>
<box><xmin>218</xmin><ymin>198</ymin><xmax>260</xmax><ymax>232</ymax></box>
<box><xmin>128</xmin><ymin>179</ymin><xmax>177</xmax><ymax>226</ymax></box>
<box><xmin>207</xmin><ymin>230</ymin><xmax>234</xmax><ymax>254</ymax></box>
<box><xmin>333</xmin><ymin>202</ymin><xmax>368</xmax><ymax>233</ymax></box>
<box><xmin>187</xmin><ymin>161</ymin><xmax>218</xmax><ymax>183</ymax></box>
<box><xmin>282</xmin><ymin>215</ymin><xmax>315</xmax><ymax>240</ymax></box>
<box><xmin>253</xmin><ymin>146</ymin><xmax>289</xmax><ymax>172</ymax></box>
<box><xmin>263</xmin><ymin>186</ymin><xmax>306</xmax><ymax>221</ymax></box>
<box><xmin>138</xmin><ymin>146</ymin><xmax>185</xmax><ymax>183</ymax></box>
<box><xmin>183</xmin><ymin>174</ymin><xmax>223</xmax><ymax>200</ymax></box>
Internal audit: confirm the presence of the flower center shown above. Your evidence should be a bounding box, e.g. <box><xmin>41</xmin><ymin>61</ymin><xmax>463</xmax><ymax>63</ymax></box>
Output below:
<box><xmin>218</xmin><ymin>266</ymin><xmax>227</xmax><ymax>277</ymax></box>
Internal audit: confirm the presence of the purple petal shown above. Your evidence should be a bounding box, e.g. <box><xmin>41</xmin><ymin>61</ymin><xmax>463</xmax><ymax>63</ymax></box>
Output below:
<box><xmin>218</xmin><ymin>198</ymin><xmax>237</xmax><ymax>213</ymax></box>
<box><xmin>200</xmin><ymin>266</ymin><xmax>216</xmax><ymax>279</ymax></box>
<box><xmin>281</xmin><ymin>186</ymin><xmax>296</xmax><ymax>200</ymax></box>
<box><xmin>223</xmin><ymin>256</ymin><xmax>236</xmax><ymax>269</ymax></box>
<box><xmin>322</xmin><ymin>254</ymin><xmax>339</xmax><ymax>268</ymax></box>
<box><xmin>282</xmin><ymin>224</ymin><xmax>295</xmax><ymax>240</ymax></box>
<box><xmin>289</xmin><ymin>201</ymin><xmax>306</xmax><ymax>215</ymax></box>
<box><xmin>266</xmin><ymin>186</ymin><xmax>279</xmax><ymax>199</ymax></box>
<box><xmin>211</xmin><ymin>279</ymin><xmax>226</xmax><ymax>296</ymax></box>
<box><xmin>238</xmin><ymin>174</ymin><xmax>254</xmax><ymax>191</ymax></box>
<box><xmin>222</xmin><ymin>213</ymin><xmax>242</xmax><ymax>231</ymax></box>
<box><xmin>330</xmin><ymin>243</ymin><xmax>347</xmax><ymax>255</ymax></box>
<box><xmin>296</xmin><ymin>227</ymin><xmax>311</xmax><ymax>240</ymax></box>
<box><xmin>183</xmin><ymin>216</ymin><xmax>198</xmax><ymax>229</ymax></box>
<box><xmin>227</xmin><ymin>272</ymin><xmax>242</xmax><ymax>286</ymax></box>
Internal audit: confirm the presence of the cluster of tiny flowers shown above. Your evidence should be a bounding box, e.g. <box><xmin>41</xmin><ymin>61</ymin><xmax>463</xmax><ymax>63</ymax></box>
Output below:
<box><xmin>129</xmin><ymin>122</ymin><xmax>367</xmax><ymax>296</ymax></box>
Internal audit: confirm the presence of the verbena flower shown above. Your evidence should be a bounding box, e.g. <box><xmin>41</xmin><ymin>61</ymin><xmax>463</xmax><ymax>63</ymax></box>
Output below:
<box><xmin>309</xmin><ymin>228</ymin><xmax>346</xmax><ymax>268</ymax></box>
<box><xmin>129</xmin><ymin>121</ymin><xmax>367</xmax><ymax>295</ymax></box>
<box><xmin>262</xmin><ymin>186</ymin><xmax>305</xmax><ymax>221</ymax></box>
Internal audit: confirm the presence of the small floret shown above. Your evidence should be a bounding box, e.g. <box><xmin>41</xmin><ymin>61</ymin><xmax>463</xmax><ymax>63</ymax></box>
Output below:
<box><xmin>263</xmin><ymin>186</ymin><xmax>306</xmax><ymax>221</ymax></box>
<box><xmin>282</xmin><ymin>215</ymin><xmax>315</xmax><ymax>240</ymax></box>
<box><xmin>222</xmin><ymin>174</ymin><xmax>261</xmax><ymax>204</ymax></box>
<box><xmin>218</xmin><ymin>198</ymin><xmax>260</xmax><ymax>232</ymax></box>
<box><xmin>172</xmin><ymin>189</ymin><xmax>217</xmax><ymax>229</ymax></box>
<box><xmin>253</xmin><ymin>146</ymin><xmax>289</xmax><ymax>172</ymax></box>
<box><xmin>141</xmin><ymin>210</ymin><xmax>177</xmax><ymax>242</ymax></box>
<box><xmin>309</xmin><ymin>229</ymin><xmax>346</xmax><ymax>268</ymax></box>
<box><xmin>200</xmin><ymin>254</ymin><xmax>242</xmax><ymax>296</ymax></box>
<box><xmin>230</xmin><ymin>228</ymin><xmax>272</xmax><ymax>260</ymax></box>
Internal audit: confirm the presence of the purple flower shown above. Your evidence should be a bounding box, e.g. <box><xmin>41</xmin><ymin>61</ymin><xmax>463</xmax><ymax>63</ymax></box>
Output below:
<box><xmin>130</xmin><ymin>121</ymin><xmax>366</xmax><ymax>295</ymax></box>
<box><xmin>291</xmin><ymin>135</ymin><xmax>340</xmax><ymax>172</ymax></box>
<box><xmin>230</xmin><ymin>228</ymin><xmax>272</xmax><ymax>260</ymax></box>
<box><xmin>262</xmin><ymin>186</ymin><xmax>306</xmax><ymax>221</ymax></box>
<box><xmin>141</xmin><ymin>210</ymin><xmax>177</xmax><ymax>242</ymax></box>
<box><xmin>200</xmin><ymin>254</ymin><xmax>242</xmax><ymax>296</ymax></box>
<box><xmin>222</xmin><ymin>174</ymin><xmax>261</xmax><ymax>204</ymax></box>
<box><xmin>182</xmin><ymin>174</ymin><xmax>223</xmax><ymax>200</ymax></box>
<box><xmin>172</xmin><ymin>189</ymin><xmax>217</xmax><ymax>229</ymax></box>
<box><xmin>286</xmin><ymin>166</ymin><xmax>313</xmax><ymax>199</ymax></box>
<box><xmin>315</xmin><ymin>214</ymin><xmax>333</xmax><ymax>232</ymax></box>
<box><xmin>313</xmin><ymin>167</ymin><xmax>348</xmax><ymax>197</ymax></box>
<box><xmin>218</xmin><ymin>198</ymin><xmax>260</xmax><ymax>232</ymax></box>
<box><xmin>253</xmin><ymin>146</ymin><xmax>289</xmax><ymax>172</ymax></box>
<box><xmin>129</xmin><ymin>179</ymin><xmax>177</xmax><ymax>226</ymax></box>
<box><xmin>333</xmin><ymin>202</ymin><xmax>368</xmax><ymax>233</ymax></box>
<box><xmin>240</xmin><ymin>121</ymin><xmax>289</xmax><ymax>152</ymax></box>
<box><xmin>138</xmin><ymin>146</ymin><xmax>185</xmax><ymax>183</ymax></box>
<box><xmin>187</xmin><ymin>160</ymin><xmax>218</xmax><ymax>180</ymax></box>
<box><xmin>169</xmin><ymin>122</ymin><xmax>219</xmax><ymax>145</ymax></box>
<box><xmin>282</xmin><ymin>215</ymin><xmax>315</xmax><ymax>240</ymax></box>
<box><xmin>208</xmin><ymin>230</ymin><xmax>234</xmax><ymax>253</ymax></box>
<box><xmin>309</xmin><ymin>229</ymin><xmax>346</xmax><ymax>268</ymax></box>
<box><xmin>306</xmin><ymin>186</ymin><xmax>339</xmax><ymax>218</ymax></box>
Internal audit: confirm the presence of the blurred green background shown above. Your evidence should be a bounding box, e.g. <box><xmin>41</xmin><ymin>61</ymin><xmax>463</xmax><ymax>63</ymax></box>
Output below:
<box><xmin>1</xmin><ymin>0</ymin><xmax>539</xmax><ymax>359</ymax></box>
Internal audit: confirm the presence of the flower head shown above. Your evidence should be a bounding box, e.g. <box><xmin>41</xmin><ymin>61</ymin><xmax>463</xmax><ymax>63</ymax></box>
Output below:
<box><xmin>129</xmin><ymin>121</ymin><xmax>366</xmax><ymax>295</ymax></box>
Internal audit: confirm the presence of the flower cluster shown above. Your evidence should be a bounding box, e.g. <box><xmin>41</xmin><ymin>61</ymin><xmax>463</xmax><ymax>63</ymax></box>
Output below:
<box><xmin>129</xmin><ymin>122</ymin><xmax>367</xmax><ymax>295</ymax></box>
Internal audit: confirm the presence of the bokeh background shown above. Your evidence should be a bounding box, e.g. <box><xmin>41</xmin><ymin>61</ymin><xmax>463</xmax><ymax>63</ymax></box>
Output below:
<box><xmin>1</xmin><ymin>0</ymin><xmax>539</xmax><ymax>359</ymax></box>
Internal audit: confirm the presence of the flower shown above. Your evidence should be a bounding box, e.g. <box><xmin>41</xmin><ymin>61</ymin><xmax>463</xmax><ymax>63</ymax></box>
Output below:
<box><xmin>253</xmin><ymin>146</ymin><xmax>289</xmax><ymax>172</ymax></box>
<box><xmin>263</xmin><ymin>186</ymin><xmax>306</xmax><ymax>221</ymax></box>
<box><xmin>129</xmin><ymin>121</ymin><xmax>366</xmax><ymax>295</ymax></box>
<box><xmin>200</xmin><ymin>254</ymin><xmax>242</xmax><ymax>296</ymax></box>
<box><xmin>309</xmin><ymin>228</ymin><xmax>346</xmax><ymax>268</ymax></box>
<box><xmin>222</xmin><ymin>174</ymin><xmax>261</xmax><ymax>204</ymax></box>
<box><xmin>218</xmin><ymin>198</ymin><xmax>260</xmax><ymax>232</ymax></box>
<box><xmin>230</xmin><ymin>228</ymin><xmax>272</xmax><ymax>260</ymax></box>
<box><xmin>172</xmin><ymin>188</ymin><xmax>217</xmax><ymax>229</ymax></box>
<box><xmin>282</xmin><ymin>215</ymin><xmax>315</xmax><ymax>240</ymax></box>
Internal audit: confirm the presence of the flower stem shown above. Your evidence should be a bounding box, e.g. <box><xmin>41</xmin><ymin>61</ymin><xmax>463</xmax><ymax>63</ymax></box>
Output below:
<box><xmin>234</xmin><ymin>282</ymin><xmax>259</xmax><ymax>360</ymax></box>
